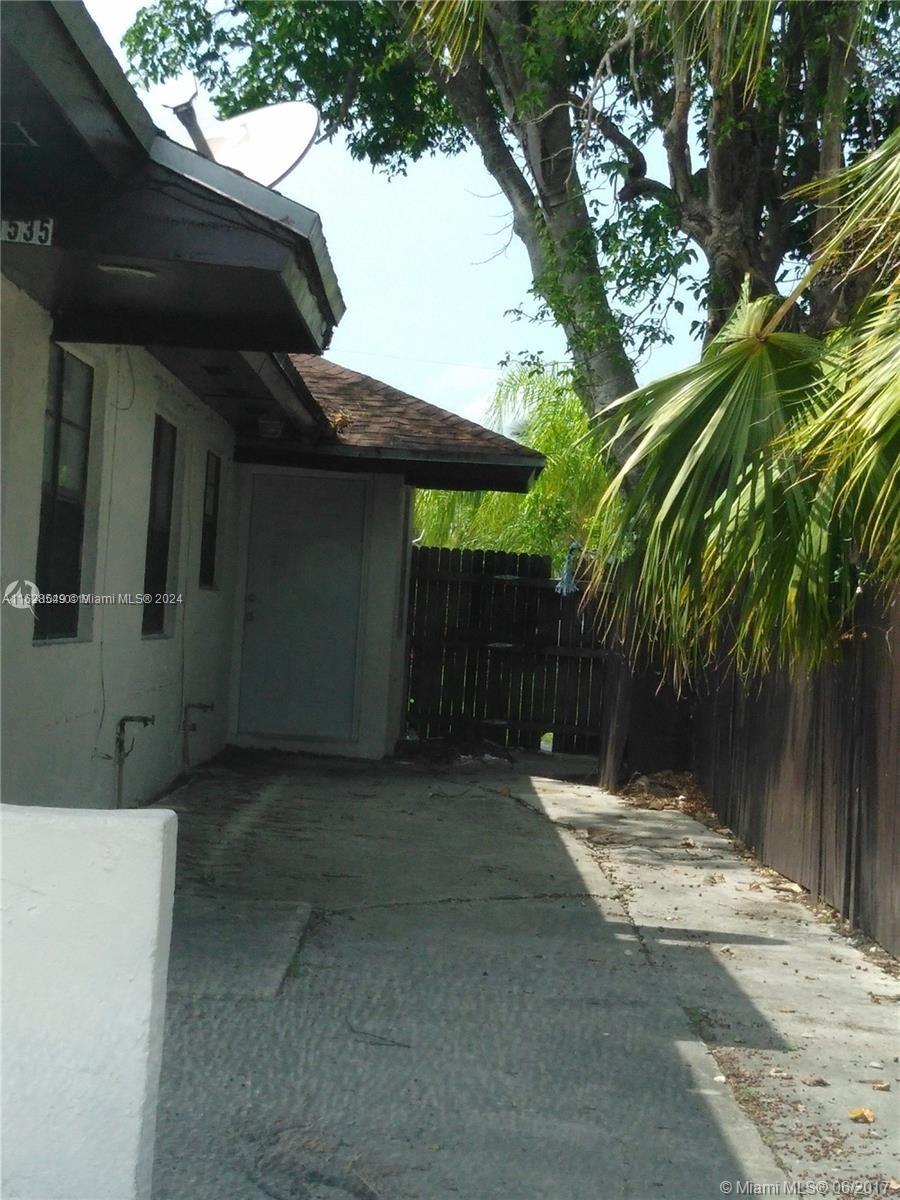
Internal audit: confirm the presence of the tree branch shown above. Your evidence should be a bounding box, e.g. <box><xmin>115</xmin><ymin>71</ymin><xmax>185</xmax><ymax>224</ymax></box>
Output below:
<box><xmin>617</xmin><ymin>176</ymin><xmax>679</xmax><ymax>206</ymax></box>
<box><xmin>586</xmin><ymin>108</ymin><xmax>647</xmax><ymax>178</ymax></box>
<box><xmin>663</xmin><ymin>0</ymin><xmax>695</xmax><ymax>204</ymax></box>
<box><xmin>579</xmin><ymin>108</ymin><xmax>677</xmax><ymax>209</ymax></box>
<box><xmin>814</xmin><ymin>3</ymin><xmax>858</xmax><ymax>246</ymax></box>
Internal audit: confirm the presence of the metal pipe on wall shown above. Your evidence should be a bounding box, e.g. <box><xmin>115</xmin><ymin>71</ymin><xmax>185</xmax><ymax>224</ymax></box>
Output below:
<box><xmin>114</xmin><ymin>716</ymin><xmax>155</xmax><ymax>809</ymax></box>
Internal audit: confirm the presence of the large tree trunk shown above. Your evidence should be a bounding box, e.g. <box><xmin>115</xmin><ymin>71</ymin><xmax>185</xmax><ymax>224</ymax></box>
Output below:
<box><xmin>405</xmin><ymin>2</ymin><xmax>637</xmax><ymax>420</ymax></box>
<box><xmin>518</xmin><ymin>94</ymin><xmax>638</xmax><ymax>410</ymax></box>
<box><xmin>703</xmin><ymin>17</ymin><xmax>780</xmax><ymax>334</ymax></box>
<box><xmin>807</xmin><ymin>3</ymin><xmax>860</xmax><ymax>331</ymax></box>
<box><xmin>657</xmin><ymin>0</ymin><xmax>860</xmax><ymax>338</ymax></box>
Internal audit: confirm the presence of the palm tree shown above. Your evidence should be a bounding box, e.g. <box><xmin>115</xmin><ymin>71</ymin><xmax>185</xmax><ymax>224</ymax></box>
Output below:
<box><xmin>416</xmin><ymin>366</ymin><xmax>619</xmax><ymax>572</ymax></box>
<box><xmin>585</xmin><ymin>128</ymin><xmax>900</xmax><ymax>682</ymax></box>
<box><xmin>410</xmin><ymin>2</ymin><xmax>899</xmax><ymax>680</ymax></box>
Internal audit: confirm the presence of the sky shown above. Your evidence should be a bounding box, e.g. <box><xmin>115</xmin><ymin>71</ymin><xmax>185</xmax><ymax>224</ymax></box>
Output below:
<box><xmin>85</xmin><ymin>0</ymin><xmax>701</xmax><ymax>427</ymax></box>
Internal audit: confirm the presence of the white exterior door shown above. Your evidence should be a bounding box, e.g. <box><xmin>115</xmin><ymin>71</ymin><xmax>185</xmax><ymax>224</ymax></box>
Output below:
<box><xmin>238</xmin><ymin>473</ymin><xmax>366</xmax><ymax>741</ymax></box>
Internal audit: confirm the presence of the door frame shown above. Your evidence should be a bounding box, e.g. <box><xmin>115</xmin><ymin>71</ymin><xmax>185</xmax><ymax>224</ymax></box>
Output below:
<box><xmin>227</xmin><ymin>464</ymin><xmax>371</xmax><ymax>748</ymax></box>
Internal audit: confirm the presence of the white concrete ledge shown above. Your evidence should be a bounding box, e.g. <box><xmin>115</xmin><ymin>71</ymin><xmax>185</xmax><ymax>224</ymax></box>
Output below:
<box><xmin>1</xmin><ymin>804</ymin><xmax>177</xmax><ymax>1200</ymax></box>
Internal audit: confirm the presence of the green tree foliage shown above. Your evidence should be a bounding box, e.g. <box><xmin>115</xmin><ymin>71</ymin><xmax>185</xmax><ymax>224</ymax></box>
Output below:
<box><xmin>585</xmin><ymin>128</ymin><xmax>900</xmax><ymax>682</ymax></box>
<box><xmin>416</xmin><ymin>368</ymin><xmax>619</xmax><ymax>571</ymax></box>
<box><xmin>124</xmin><ymin>1</ymin><xmax>900</xmax><ymax>421</ymax></box>
<box><xmin>124</xmin><ymin>2</ymin><xmax>899</xmax><ymax>678</ymax></box>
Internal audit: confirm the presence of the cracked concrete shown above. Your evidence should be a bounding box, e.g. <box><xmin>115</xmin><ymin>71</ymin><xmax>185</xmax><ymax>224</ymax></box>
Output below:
<box><xmin>151</xmin><ymin>750</ymin><xmax>895</xmax><ymax>1198</ymax></box>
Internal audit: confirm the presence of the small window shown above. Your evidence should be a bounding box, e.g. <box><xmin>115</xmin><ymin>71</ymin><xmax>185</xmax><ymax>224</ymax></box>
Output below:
<box><xmin>142</xmin><ymin>415</ymin><xmax>177</xmax><ymax>635</ymax></box>
<box><xmin>33</xmin><ymin>345</ymin><xmax>94</xmax><ymax>641</ymax></box>
<box><xmin>199</xmin><ymin>451</ymin><xmax>221</xmax><ymax>588</ymax></box>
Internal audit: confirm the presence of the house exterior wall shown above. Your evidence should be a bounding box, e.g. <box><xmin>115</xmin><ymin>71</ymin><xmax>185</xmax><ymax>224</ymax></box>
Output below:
<box><xmin>229</xmin><ymin>465</ymin><xmax>411</xmax><ymax>759</ymax></box>
<box><xmin>1</xmin><ymin>278</ymin><xmax>239</xmax><ymax>808</ymax></box>
<box><xmin>1</xmin><ymin>804</ymin><xmax>176</xmax><ymax>1199</ymax></box>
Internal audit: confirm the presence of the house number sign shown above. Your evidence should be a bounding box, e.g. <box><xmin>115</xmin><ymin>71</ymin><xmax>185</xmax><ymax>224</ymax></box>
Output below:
<box><xmin>1</xmin><ymin>218</ymin><xmax>54</xmax><ymax>245</ymax></box>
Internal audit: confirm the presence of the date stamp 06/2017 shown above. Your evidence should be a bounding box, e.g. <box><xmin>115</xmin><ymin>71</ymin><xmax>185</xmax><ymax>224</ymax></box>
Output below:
<box><xmin>719</xmin><ymin>1183</ymin><xmax>900</xmax><ymax>1197</ymax></box>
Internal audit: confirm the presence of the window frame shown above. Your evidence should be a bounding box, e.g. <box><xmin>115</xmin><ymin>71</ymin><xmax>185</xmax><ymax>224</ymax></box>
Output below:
<box><xmin>141</xmin><ymin>414</ymin><xmax>178</xmax><ymax>637</ymax></box>
<box><xmin>199</xmin><ymin>450</ymin><xmax>221</xmax><ymax>589</ymax></box>
<box><xmin>33</xmin><ymin>344</ymin><xmax>94</xmax><ymax>642</ymax></box>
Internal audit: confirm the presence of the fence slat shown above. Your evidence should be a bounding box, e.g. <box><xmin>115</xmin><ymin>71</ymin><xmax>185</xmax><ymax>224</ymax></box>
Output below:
<box><xmin>407</xmin><ymin>547</ymin><xmax>608</xmax><ymax>755</ymax></box>
<box><xmin>692</xmin><ymin>590</ymin><xmax>899</xmax><ymax>957</ymax></box>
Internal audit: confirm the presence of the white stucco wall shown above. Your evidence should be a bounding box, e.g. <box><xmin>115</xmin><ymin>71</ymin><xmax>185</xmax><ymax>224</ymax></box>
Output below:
<box><xmin>358</xmin><ymin>473</ymin><xmax>412</xmax><ymax>756</ymax></box>
<box><xmin>1</xmin><ymin>803</ymin><xmax>177</xmax><ymax>1200</ymax></box>
<box><xmin>1</xmin><ymin>277</ymin><xmax>415</xmax><ymax>799</ymax></box>
<box><xmin>1</xmin><ymin>278</ymin><xmax>239</xmax><ymax>807</ymax></box>
<box><xmin>229</xmin><ymin>465</ymin><xmax>411</xmax><ymax>759</ymax></box>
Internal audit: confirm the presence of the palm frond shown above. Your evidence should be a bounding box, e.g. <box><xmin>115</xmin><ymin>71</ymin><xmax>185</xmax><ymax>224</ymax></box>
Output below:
<box><xmin>586</xmin><ymin>119</ymin><xmax>900</xmax><ymax>683</ymax></box>
<box><xmin>416</xmin><ymin>366</ymin><xmax>619</xmax><ymax>571</ymax></box>
<box><xmin>763</xmin><ymin>127</ymin><xmax>900</xmax><ymax>334</ymax></box>
<box><xmin>407</xmin><ymin>0</ymin><xmax>485</xmax><ymax>72</ymax></box>
<box><xmin>792</xmin><ymin>288</ymin><xmax>900</xmax><ymax>579</ymax></box>
<box><xmin>585</xmin><ymin>287</ymin><xmax>859</xmax><ymax>681</ymax></box>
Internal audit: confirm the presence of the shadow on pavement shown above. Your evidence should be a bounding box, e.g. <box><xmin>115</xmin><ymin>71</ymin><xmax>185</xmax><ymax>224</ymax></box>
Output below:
<box><xmin>152</xmin><ymin>750</ymin><xmax>780</xmax><ymax>1200</ymax></box>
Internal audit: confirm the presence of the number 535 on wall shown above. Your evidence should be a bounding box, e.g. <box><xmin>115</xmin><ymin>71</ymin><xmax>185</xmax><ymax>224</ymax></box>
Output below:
<box><xmin>1</xmin><ymin>218</ymin><xmax>53</xmax><ymax>245</ymax></box>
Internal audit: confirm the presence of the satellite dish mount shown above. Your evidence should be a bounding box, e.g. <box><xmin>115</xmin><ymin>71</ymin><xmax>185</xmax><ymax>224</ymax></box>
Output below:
<box><xmin>170</xmin><ymin>91</ymin><xmax>213</xmax><ymax>160</ymax></box>
<box><xmin>168</xmin><ymin>90</ymin><xmax>320</xmax><ymax>189</ymax></box>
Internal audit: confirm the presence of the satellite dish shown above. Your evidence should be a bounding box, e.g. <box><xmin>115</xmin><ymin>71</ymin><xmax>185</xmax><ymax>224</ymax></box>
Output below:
<box><xmin>204</xmin><ymin>102</ymin><xmax>320</xmax><ymax>188</ymax></box>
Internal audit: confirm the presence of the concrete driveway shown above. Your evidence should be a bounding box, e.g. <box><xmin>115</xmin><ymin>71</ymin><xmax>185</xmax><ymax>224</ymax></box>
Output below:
<box><xmin>150</xmin><ymin>749</ymin><xmax>873</xmax><ymax>1199</ymax></box>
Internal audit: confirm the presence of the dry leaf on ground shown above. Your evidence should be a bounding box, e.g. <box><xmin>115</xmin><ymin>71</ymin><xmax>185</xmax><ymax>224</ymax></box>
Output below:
<box><xmin>848</xmin><ymin>1106</ymin><xmax>876</xmax><ymax>1123</ymax></box>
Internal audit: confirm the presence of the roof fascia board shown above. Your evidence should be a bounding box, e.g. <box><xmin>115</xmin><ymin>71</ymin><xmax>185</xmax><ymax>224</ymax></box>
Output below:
<box><xmin>150</xmin><ymin>137</ymin><xmax>345</xmax><ymax>328</ymax></box>
<box><xmin>4</xmin><ymin>2</ymin><xmax>148</xmax><ymax>179</ymax></box>
<box><xmin>270</xmin><ymin>354</ymin><xmax>335</xmax><ymax>435</ymax></box>
<box><xmin>240</xmin><ymin>352</ymin><xmax>329</xmax><ymax>436</ymax></box>
<box><xmin>239</xmin><ymin>439</ymin><xmax>544</xmax><ymax>471</ymax></box>
<box><xmin>15</xmin><ymin>6</ymin><xmax>344</xmax><ymax>353</ymax></box>
<box><xmin>233</xmin><ymin>444</ymin><xmax>539</xmax><ymax>492</ymax></box>
<box><xmin>281</xmin><ymin>256</ymin><xmax>330</xmax><ymax>352</ymax></box>
<box><xmin>151</xmin><ymin>137</ymin><xmax>321</xmax><ymax>238</ymax></box>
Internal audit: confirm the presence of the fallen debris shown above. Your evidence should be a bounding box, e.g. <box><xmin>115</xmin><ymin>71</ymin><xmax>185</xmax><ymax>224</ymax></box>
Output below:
<box><xmin>848</xmin><ymin>1107</ymin><xmax>876</xmax><ymax>1124</ymax></box>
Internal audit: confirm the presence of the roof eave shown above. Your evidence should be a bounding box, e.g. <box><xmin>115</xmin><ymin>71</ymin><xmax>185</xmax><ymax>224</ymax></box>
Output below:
<box><xmin>149</xmin><ymin>137</ymin><xmax>344</xmax><ymax>350</ymax></box>
<box><xmin>50</xmin><ymin>0</ymin><xmax>158</xmax><ymax>155</ymax></box>
<box><xmin>234</xmin><ymin>438</ymin><xmax>545</xmax><ymax>493</ymax></box>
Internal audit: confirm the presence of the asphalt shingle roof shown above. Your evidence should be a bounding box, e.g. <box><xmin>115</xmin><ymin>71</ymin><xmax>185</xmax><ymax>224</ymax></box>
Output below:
<box><xmin>289</xmin><ymin>354</ymin><xmax>542</xmax><ymax>463</ymax></box>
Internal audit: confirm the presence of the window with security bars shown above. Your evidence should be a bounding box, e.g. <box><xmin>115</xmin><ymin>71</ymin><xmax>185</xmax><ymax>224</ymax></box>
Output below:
<box><xmin>33</xmin><ymin>345</ymin><xmax>94</xmax><ymax>641</ymax></box>
<box><xmin>199</xmin><ymin>451</ymin><xmax>221</xmax><ymax>588</ymax></box>
<box><xmin>142</xmin><ymin>415</ymin><xmax>177</xmax><ymax>635</ymax></box>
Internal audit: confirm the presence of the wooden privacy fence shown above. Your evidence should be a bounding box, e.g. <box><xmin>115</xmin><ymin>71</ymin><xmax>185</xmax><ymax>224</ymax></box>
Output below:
<box><xmin>406</xmin><ymin>546</ymin><xmax>609</xmax><ymax>754</ymax></box>
<box><xmin>693</xmin><ymin>592</ymin><xmax>899</xmax><ymax>957</ymax></box>
<box><xmin>406</xmin><ymin>545</ymin><xmax>897</xmax><ymax>954</ymax></box>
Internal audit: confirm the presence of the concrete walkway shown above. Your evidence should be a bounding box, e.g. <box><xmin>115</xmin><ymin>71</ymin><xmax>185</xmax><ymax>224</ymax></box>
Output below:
<box><xmin>151</xmin><ymin>751</ymin><xmax>897</xmax><ymax>1199</ymax></box>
